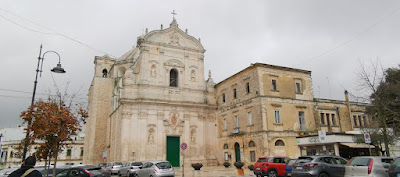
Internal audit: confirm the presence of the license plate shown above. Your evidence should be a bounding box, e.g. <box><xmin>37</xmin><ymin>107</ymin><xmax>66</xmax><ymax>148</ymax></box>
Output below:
<box><xmin>296</xmin><ymin>167</ymin><xmax>303</xmax><ymax>170</ymax></box>
<box><xmin>287</xmin><ymin>173</ymin><xmax>291</xmax><ymax>176</ymax></box>
<box><xmin>256</xmin><ymin>168</ymin><xmax>260</xmax><ymax>170</ymax></box>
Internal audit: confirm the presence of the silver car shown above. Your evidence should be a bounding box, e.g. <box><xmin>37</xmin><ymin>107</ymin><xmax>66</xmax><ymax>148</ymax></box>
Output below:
<box><xmin>119</xmin><ymin>162</ymin><xmax>143</xmax><ymax>177</ymax></box>
<box><xmin>135</xmin><ymin>161</ymin><xmax>174</xmax><ymax>177</ymax></box>
<box><xmin>292</xmin><ymin>155</ymin><xmax>348</xmax><ymax>177</ymax></box>
<box><xmin>345</xmin><ymin>156</ymin><xmax>394</xmax><ymax>177</ymax></box>
<box><xmin>106</xmin><ymin>162</ymin><xmax>123</xmax><ymax>175</ymax></box>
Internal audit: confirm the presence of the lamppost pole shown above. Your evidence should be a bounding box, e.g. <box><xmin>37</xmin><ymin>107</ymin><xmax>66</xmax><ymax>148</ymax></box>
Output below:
<box><xmin>21</xmin><ymin>45</ymin><xmax>66</xmax><ymax>162</ymax></box>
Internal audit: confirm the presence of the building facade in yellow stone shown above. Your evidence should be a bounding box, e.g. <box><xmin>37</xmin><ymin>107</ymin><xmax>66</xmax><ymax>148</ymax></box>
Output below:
<box><xmin>84</xmin><ymin>19</ymin><xmax>376</xmax><ymax>166</ymax></box>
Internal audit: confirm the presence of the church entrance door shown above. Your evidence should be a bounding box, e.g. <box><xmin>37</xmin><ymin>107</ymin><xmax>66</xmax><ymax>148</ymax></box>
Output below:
<box><xmin>234</xmin><ymin>142</ymin><xmax>240</xmax><ymax>162</ymax></box>
<box><xmin>166</xmin><ymin>136</ymin><xmax>180</xmax><ymax>167</ymax></box>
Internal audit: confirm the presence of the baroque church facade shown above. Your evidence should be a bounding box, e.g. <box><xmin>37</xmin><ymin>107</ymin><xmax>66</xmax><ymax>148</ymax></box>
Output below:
<box><xmin>84</xmin><ymin>18</ymin><xmax>377</xmax><ymax>166</ymax></box>
<box><xmin>84</xmin><ymin>18</ymin><xmax>218</xmax><ymax>167</ymax></box>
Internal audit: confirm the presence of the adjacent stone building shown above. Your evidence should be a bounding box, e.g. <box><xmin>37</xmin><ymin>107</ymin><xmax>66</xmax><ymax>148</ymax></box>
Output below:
<box><xmin>84</xmin><ymin>18</ymin><xmax>379</xmax><ymax>166</ymax></box>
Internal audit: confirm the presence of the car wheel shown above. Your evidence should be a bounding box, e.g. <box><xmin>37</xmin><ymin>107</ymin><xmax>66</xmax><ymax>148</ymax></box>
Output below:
<box><xmin>318</xmin><ymin>173</ymin><xmax>329</xmax><ymax>177</ymax></box>
<box><xmin>134</xmin><ymin>173</ymin><xmax>139</xmax><ymax>177</ymax></box>
<box><xmin>268</xmin><ymin>170</ymin><xmax>277</xmax><ymax>177</ymax></box>
<box><xmin>118</xmin><ymin>172</ymin><xmax>121</xmax><ymax>176</ymax></box>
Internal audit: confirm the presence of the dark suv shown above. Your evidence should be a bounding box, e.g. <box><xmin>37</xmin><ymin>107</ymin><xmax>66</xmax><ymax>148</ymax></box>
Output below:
<box><xmin>291</xmin><ymin>155</ymin><xmax>348</xmax><ymax>177</ymax></box>
<box><xmin>254</xmin><ymin>156</ymin><xmax>288</xmax><ymax>177</ymax></box>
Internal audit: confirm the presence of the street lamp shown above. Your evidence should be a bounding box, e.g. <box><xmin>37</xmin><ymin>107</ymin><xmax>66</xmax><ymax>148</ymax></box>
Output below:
<box><xmin>21</xmin><ymin>45</ymin><xmax>66</xmax><ymax>161</ymax></box>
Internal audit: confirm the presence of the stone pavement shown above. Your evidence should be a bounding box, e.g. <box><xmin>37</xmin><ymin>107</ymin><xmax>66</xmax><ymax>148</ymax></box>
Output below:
<box><xmin>174</xmin><ymin>166</ymin><xmax>255</xmax><ymax>177</ymax></box>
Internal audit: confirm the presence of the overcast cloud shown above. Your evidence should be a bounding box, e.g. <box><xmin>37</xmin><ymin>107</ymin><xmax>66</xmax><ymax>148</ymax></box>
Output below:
<box><xmin>1</xmin><ymin>0</ymin><xmax>399</xmax><ymax>128</ymax></box>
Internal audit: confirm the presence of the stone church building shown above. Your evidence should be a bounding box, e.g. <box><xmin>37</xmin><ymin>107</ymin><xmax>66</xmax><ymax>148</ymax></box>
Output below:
<box><xmin>84</xmin><ymin>18</ymin><xmax>375</xmax><ymax>166</ymax></box>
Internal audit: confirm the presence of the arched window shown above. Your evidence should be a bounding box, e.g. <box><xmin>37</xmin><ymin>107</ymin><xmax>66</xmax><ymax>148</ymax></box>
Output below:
<box><xmin>249</xmin><ymin>141</ymin><xmax>256</xmax><ymax>147</ymax></box>
<box><xmin>102</xmin><ymin>69</ymin><xmax>108</xmax><ymax>77</ymax></box>
<box><xmin>275</xmin><ymin>140</ymin><xmax>285</xmax><ymax>146</ymax></box>
<box><xmin>223</xmin><ymin>144</ymin><xmax>229</xmax><ymax>149</ymax></box>
<box><xmin>170</xmin><ymin>69</ymin><xmax>178</xmax><ymax>87</ymax></box>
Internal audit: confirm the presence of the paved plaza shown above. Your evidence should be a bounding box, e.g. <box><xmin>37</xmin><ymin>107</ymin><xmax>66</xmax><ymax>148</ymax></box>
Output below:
<box><xmin>174</xmin><ymin>166</ymin><xmax>255</xmax><ymax>177</ymax></box>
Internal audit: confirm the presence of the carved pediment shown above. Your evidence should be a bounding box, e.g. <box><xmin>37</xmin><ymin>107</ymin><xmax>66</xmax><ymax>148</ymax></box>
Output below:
<box><xmin>143</xmin><ymin>27</ymin><xmax>205</xmax><ymax>51</ymax></box>
<box><xmin>164</xmin><ymin>59</ymin><xmax>184</xmax><ymax>68</ymax></box>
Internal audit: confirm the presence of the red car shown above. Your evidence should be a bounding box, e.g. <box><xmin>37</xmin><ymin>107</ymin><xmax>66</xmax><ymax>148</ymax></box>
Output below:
<box><xmin>254</xmin><ymin>156</ymin><xmax>288</xmax><ymax>177</ymax></box>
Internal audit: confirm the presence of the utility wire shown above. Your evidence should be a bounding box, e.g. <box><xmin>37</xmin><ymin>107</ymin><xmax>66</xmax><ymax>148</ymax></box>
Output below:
<box><xmin>0</xmin><ymin>8</ymin><xmax>115</xmax><ymax>58</ymax></box>
<box><xmin>294</xmin><ymin>5</ymin><xmax>400</xmax><ymax>67</ymax></box>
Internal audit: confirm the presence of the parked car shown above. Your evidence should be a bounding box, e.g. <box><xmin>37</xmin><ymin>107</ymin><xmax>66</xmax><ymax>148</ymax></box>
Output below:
<box><xmin>105</xmin><ymin>162</ymin><xmax>123</xmax><ymax>175</ymax></box>
<box><xmin>253</xmin><ymin>156</ymin><xmax>288</xmax><ymax>177</ymax></box>
<box><xmin>41</xmin><ymin>168</ymin><xmax>66</xmax><ymax>177</ymax></box>
<box><xmin>119</xmin><ymin>162</ymin><xmax>143</xmax><ymax>177</ymax></box>
<box><xmin>56</xmin><ymin>165</ymin><xmax>111</xmax><ymax>177</ymax></box>
<box><xmin>0</xmin><ymin>168</ymin><xmax>17</xmax><ymax>177</ymax></box>
<box><xmin>388</xmin><ymin>157</ymin><xmax>400</xmax><ymax>177</ymax></box>
<box><xmin>345</xmin><ymin>156</ymin><xmax>394</xmax><ymax>177</ymax></box>
<box><xmin>135</xmin><ymin>161</ymin><xmax>174</xmax><ymax>177</ymax></box>
<box><xmin>291</xmin><ymin>155</ymin><xmax>348</xmax><ymax>177</ymax></box>
<box><xmin>284</xmin><ymin>159</ymin><xmax>297</xmax><ymax>177</ymax></box>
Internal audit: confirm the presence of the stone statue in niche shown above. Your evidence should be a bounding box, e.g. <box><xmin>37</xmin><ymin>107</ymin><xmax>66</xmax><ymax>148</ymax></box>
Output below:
<box><xmin>150</xmin><ymin>65</ymin><xmax>156</xmax><ymax>78</ymax></box>
<box><xmin>171</xmin><ymin>114</ymin><xmax>178</xmax><ymax>126</ymax></box>
<box><xmin>191</xmin><ymin>70</ymin><xmax>196</xmax><ymax>81</ymax></box>
<box><xmin>148</xmin><ymin>128</ymin><xmax>155</xmax><ymax>144</ymax></box>
<box><xmin>191</xmin><ymin>129</ymin><xmax>196</xmax><ymax>143</ymax></box>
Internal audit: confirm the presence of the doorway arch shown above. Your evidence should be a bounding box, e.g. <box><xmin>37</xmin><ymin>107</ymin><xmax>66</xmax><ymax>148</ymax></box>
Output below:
<box><xmin>234</xmin><ymin>142</ymin><xmax>240</xmax><ymax>162</ymax></box>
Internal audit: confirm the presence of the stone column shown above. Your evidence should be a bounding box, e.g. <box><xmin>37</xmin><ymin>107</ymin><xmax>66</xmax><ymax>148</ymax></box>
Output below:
<box><xmin>334</xmin><ymin>143</ymin><xmax>340</xmax><ymax>156</ymax></box>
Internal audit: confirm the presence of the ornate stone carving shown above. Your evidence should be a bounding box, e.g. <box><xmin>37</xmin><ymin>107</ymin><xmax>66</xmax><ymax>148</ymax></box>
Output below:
<box><xmin>122</xmin><ymin>112</ymin><xmax>132</xmax><ymax>119</ymax></box>
<box><xmin>139</xmin><ymin>112</ymin><xmax>148</xmax><ymax>119</ymax></box>
<box><xmin>168</xmin><ymin>32</ymin><xmax>180</xmax><ymax>46</ymax></box>
<box><xmin>190</xmin><ymin>70</ymin><xmax>196</xmax><ymax>81</ymax></box>
<box><xmin>164</xmin><ymin>59</ymin><xmax>185</xmax><ymax>68</ymax></box>
<box><xmin>157</xmin><ymin>112</ymin><xmax>164</xmax><ymax>119</ymax></box>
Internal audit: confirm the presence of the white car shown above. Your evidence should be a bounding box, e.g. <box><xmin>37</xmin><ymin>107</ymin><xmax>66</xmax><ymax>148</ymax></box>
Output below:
<box><xmin>105</xmin><ymin>162</ymin><xmax>123</xmax><ymax>175</ymax></box>
<box><xmin>345</xmin><ymin>156</ymin><xmax>394</xmax><ymax>177</ymax></box>
<box><xmin>118</xmin><ymin>162</ymin><xmax>142</xmax><ymax>177</ymax></box>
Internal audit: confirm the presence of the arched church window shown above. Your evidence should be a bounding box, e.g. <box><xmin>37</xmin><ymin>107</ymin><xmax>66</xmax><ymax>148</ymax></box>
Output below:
<box><xmin>170</xmin><ymin>69</ymin><xmax>178</xmax><ymax>87</ymax></box>
<box><xmin>223</xmin><ymin>144</ymin><xmax>229</xmax><ymax>149</ymax></box>
<box><xmin>249</xmin><ymin>141</ymin><xmax>256</xmax><ymax>147</ymax></box>
<box><xmin>275</xmin><ymin>140</ymin><xmax>285</xmax><ymax>146</ymax></box>
<box><xmin>102</xmin><ymin>69</ymin><xmax>108</xmax><ymax>77</ymax></box>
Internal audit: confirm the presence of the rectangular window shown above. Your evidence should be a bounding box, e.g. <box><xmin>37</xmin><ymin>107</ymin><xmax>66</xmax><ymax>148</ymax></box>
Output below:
<box><xmin>326</xmin><ymin>113</ymin><xmax>330</xmax><ymax>126</ymax></box>
<box><xmin>358</xmin><ymin>116</ymin><xmax>363</xmax><ymax>128</ymax></box>
<box><xmin>246</xmin><ymin>82</ymin><xmax>250</xmax><ymax>94</ymax></box>
<box><xmin>248</xmin><ymin>112</ymin><xmax>253</xmax><ymax>125</ymax></box>
<box><xmin>272</xmin><ymin>79</ymin><xmax>277</xmax><ymax>91</ymax></box>
<box><xmin>222</xmin><ymin>93</ymin><xmax>225</xmax><ymax>103</ymax></box>
<box><xmin>274</xmin><ymin>110</ymin><xmax>281</xmax><ymax>124</ymax></box>
<box><xmin>250</xmin><ymin>151</ymin><xmax>256</xmax><ymax>162</ymax></box>
<box><xmin>80</xmin><ymin>149</ymin><xmax>84</xmax><ymax>156</ymax></box>
<box><xmin>223</xmin><ymin>119</ymin><xmax>227</xmax><ymax>130</ymax></box>
<box><xmin>233</xmin><ymin>89</ymin><xmax>237</xmax><ymax>99</ymax></box>
<box><xmin>296</xmin><ymin>82</ymin><xmax>301</xmax><ymax>93</ymax></box>
<box><xmin>331</xmin><ymin>114</ymin><xmax>336</xmax><ymax>126</ymax></box>
<box><xmin>235</xmin><ymin>115</ymin><xmax>239</xmax><ymax>128</ymax></box>
<box><xmin>224</xmin><ymin>152</ymin><xmax>229</xmax><ymax>161</ymax></box>
<box><xmin>353</xmin><ymin>115</ymin><xmax>358</xmax><ymax>127</ymax></box>
<box><xmin>299</xmin><ymin>111</ymin><xmax>305</xmax><ymax>130</ymax></box>
<box><xmin>320</xmin><ymin>113</ymin><xmax>325</xmax><ymax>125</ymax></box>
<box><xmin>363</xmin><ymin>116</ymin><xmax>368</xmax><ymax>126</ymax></box>
<box><xmin>67</xmin><ymin>149</ymin><xmax>71</xmax><ymax>156</ymax></box>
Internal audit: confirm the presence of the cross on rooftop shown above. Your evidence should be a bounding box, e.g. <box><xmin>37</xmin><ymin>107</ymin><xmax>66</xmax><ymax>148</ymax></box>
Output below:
<box><xmin>171</xmin><ymin>10</ymin><xmax>177</xmax><ymax>18</ymax></box>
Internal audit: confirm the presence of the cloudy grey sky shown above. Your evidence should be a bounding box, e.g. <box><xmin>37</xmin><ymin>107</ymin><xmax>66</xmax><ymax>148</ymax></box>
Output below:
<box><xmin>1</xmin><ymin>0</ymin><xmax>399</xmax><ymax>128</ymax></box>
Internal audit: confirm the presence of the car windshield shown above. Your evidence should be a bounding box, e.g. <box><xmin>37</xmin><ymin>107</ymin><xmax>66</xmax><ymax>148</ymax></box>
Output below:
<box><xmin>296</xmin><ymin>157</ymin><xmax>314</xmax><ymax>163</ymax></box>
<box><xmin>114</xmin><ymin>162</ymin><xmax>123</xmax><ymax>166</ymax></box>
<box><xmin>155</xmin><ymin>162</ymin><xmax>171</xmax><ymax>169</ymax></box>
<box><xmin>348</xmin><ymin>158</ymin><xmax>371</xmax><ymax>166</ymax></box>
<box><xmin>131</xmin><ymin>162</ymin><xmax>142</xmax><ymax>166</ymax></box>
<box><xmin>287</xmin><ymin>159</ymin><xmax>297</xmax><ymax>165</ymax></box>
<box><xmin>257</xmin><ymin>158</ymin><xmax>270</xmax><ymax>162</ymax></box>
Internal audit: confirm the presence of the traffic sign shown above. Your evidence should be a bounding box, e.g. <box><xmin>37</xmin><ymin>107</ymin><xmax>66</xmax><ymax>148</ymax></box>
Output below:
<box><xmin>181</xmin><ymin>143</ymin><xmax>187</xmax><ymax>150</ymax></box>
<box><xmin>364</xmin><ymin>133</ymin><xmax>371</xmax><ymax>143</ymax></box>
